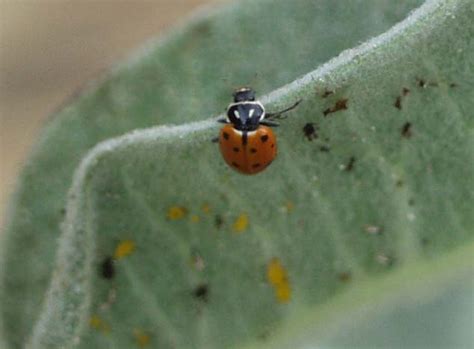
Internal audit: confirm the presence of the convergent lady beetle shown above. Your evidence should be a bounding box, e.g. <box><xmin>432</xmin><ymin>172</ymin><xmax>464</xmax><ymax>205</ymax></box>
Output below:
<box><xmin>217</xmin><ymin>88</ymin><xmax>300</xmax><ymax>175</ymax></box>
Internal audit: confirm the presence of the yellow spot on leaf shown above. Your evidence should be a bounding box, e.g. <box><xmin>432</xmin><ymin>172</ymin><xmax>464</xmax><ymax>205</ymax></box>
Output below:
<box><xmin>232</xmin><ymin>213</ymin><xmax>248</xmax><ymax>233</ymax></box>
<box><xmin>275</xmin><ymin>282</ymin><xmax>291</xmax><ymax>303</ymax></box>
<box><xmin>267</xmin><ymin>258</ymin><xmax>291</xmax><ymax>303</ymax></box>
<box><xmin>201</xmin><ymin>203</ymin><xmax>211</xmax><ymax>214</ymax></box>
<box><xmin>167</xmin><ymin>206</ymin><xmax>187</xmax><ymax>220</ymax></box>
<box><xmin>133</xmin><ymin>329</ymin><xmax>151</xmax><ymax>347</ymax></box>
<box><xmin>191</xmin><ymin>215</ymin><xmax>200</xmax><ymax>223</ymax></box>
<box><xmin>114</xmin><ymin>240</ymin><xmax>135</xmax><ymax>259</ymax></box>
<box><xmin>285</xmin><ymin>201</ymin><xmax>294</xmax><ymax>213</ymax></box>
<box><xmin>89</xmin><ymin>314</ymin><xmax>110</xmax><ymax>334</ymax></box>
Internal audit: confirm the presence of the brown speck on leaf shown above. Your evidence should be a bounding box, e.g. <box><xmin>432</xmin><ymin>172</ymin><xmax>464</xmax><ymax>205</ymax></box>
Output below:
<box><xmin>338</xmin><ymin>271</ymin><xmax>352</xmax><ymax>282</ymax></box>
<box><xmin>323</xmin><ymin>98</ymin><xmax>348</xmax><ymax>116</ymax></box>
<box><xmin>345</xmin><ymin>156</ymin><xmax>356</xmax><ymax>172</ymax></box>
<box><xmin>396</xmin><ymin>179</ymin><xmax>404</xmax><ymax>187</ymax></box>
<box><xmin>303</xmin><ymin>122</ymin><xmax>318</xmax><ymax>141</ymax></box>
<box><xmin>394</xmin><ymin>88</ymin><xmax>411</xmax><ymax>110</ymax></box>
<box><xmin>408</xmin><ymin>198</ymin><xmax>415</xmax><ymax>206</ymax></box>
<box><xmin>193</xmin><ymin>283</ymin><xmax>209</xmax><ymax>302</ymax></box>
<box><xmin>401</xmin><ymin>122</ymin><xmax>412</xmax><ymax>138</ymax></box>
<box><xmin>394</xmin><ymin>96</ymin><xmax>402</xmax><ymax>110</ymax></box>
<box><xmin>449</xmin><ymin>82</ymin><xmax>458</xmax><ymax>88</ymax></box>
<box><xmin>417</xmin><ymin>78</ymin><xmax>427</xmax><ymax>88</ymax></box>
<box><xmin>321</xmin><ymin>89</ymin><xmax>334</xmax><ymax>98</ymax></box>
<box><xmin>215</xmin><ymin>215</ymin><xmax>223</xmax><ymax>229</ymax></box>
<box><xmin>320</xmin><ymin>145</ymin><xmax>330</xmax><ymax>152</ymax></box>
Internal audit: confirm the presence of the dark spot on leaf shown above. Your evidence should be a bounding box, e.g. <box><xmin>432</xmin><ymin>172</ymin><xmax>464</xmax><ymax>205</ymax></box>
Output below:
<box><xmin>417</xmin><ymin>78</ymin><xmax>427</xmax><ymax>88</ymax></box>
<box><xmin>250</xmin><ymin>148</ymin><xmax>257</xmax><ymax>153</ymax></box>
<box><xmin>394</xmin><ymin>96</ymin><xmax>402</xmax><ymax>110</ymax></box>
<box><xmin>231</xmin><ymin>161</ymin><xmax>240</xmax><ymax>168</ymax></box>
<box><xmin>396</xmin><ymin>179</ymin><xmax>404</xmax><ymax>187</ymax></box>
<box><xmin>449</xmin><ymin>82</ymin><xmax>458</xmax><ymax>88</ymax></box>
<box><xmin>233</xmin><ymin>147</ymin><xmax>240</xmax><ymax>152</ymax></box>
<box><xmin>100</xmin><ymin>256</ymin><xmax>115</xmax><ymax>280</ymax></box>
<box><xmin>408</xmin><ymin>198</ymin><xmax>415</xmax><ymax>206</ymax></box>
<box><xmin>323</xmin><ymin>98</ymin><xmax>348</xmax><ymax>116</ymax></box>
<box><xmin>338</xmin><ymin>271</ymin><xmax>352</xmax><ymax>283</ymax></box>
<box><xmin>215</xmin><ymin>215</ymin><xmax>223</xmax><ymax>229</ymax></box>
<box><xmin>223</xmin><ymin>132</ymin><xmax>230</xmax><ymax>140</ymax></box>
<box><xmin>303</xmin><ymin>122</ymin><xmax>318</xmax><ymax>141</ymax></box>
<box><xmin>261</xmin><ymin>135</ymin><xmax>269</xmax><ymax>142</ymax></box>
<box><xmin>345</xmin><ymin>156</ymin><xmax>356</xmax><ymax>172</ymax></box>
<box><xmin>321</xmin><ymin>89</ymin><xmax>334</xmax><ymax>98</ymax></box>
<box><xmin>320</xmin><ymin>145</ymin><xmax>330</xmax><ymax>152</ymax></box>
<box><xmin>193</xmin><ymin>283</ymin><xmax>209</xmax><ymax>302</ymax></box>
<box><xmin>401</xmin><ymin>122</ymin><xmax>412</xmax><ymax>138</ymax></box>
<box><xmin>252</xmin><ymin>163</ymin><xmax>261</xmax><ymax>168</ymax></box>
<box><xmin>394</xmin><ymin>88</ymin><xmax>410</xmax><ymax>110</ymax></box>
<box><xmin>421</xmin><ymin>238</ymin><xmax>430</xmax><ymax>246</ymax></box>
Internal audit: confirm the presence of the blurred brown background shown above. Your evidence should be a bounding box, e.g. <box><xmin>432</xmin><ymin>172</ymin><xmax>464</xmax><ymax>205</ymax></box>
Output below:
<box><xmin>0</xmin><ymin>0</ymin><xmax>223</xmax><ymax>227</ymax></box>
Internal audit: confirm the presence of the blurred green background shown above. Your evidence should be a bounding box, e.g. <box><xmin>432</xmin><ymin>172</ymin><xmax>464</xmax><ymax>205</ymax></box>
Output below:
<box><xmin>0</xmin><ymin>0</ymin><xmax>224</xmax><ymax>227</ymax></box>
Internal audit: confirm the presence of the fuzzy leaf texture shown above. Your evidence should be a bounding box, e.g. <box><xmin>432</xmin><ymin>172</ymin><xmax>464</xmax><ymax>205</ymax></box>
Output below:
<box><xmin>1</xmin><ymin>0</ymin><xmax>473</xmax><ymax>348</ymax></box>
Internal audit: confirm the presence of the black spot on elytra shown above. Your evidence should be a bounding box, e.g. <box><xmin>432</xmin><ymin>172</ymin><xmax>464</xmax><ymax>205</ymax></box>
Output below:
<box><xmin>345</xmin><ymin>157</ymin><xmax>356</xmax><ymax>172</ymax></box>
<box><xmin>223</xmin><ymin>132</ymin><xmax>230</xmax><ymax>140</ymax></box>
<box><xmin>401</xmin><ymin>122</ymin><xmax>412</xmax><ymax>138</ymax></box>
<box><xmin>100</xmin><ymin>256</ymin><xmax>115</xmax><ymax>280</ymax></box>
<box><xmin>250</xmin><ymin>148</ymin><xmax>257</xmax><ymax>153</ymax></box>
<box><xmin>231</xmin><ymin>161</ymin><xmax>240</xmax><ymax>168</ymax></box>
<box><xmin>193</xmin><ymin>283</ymin><xmax>209</xmax><ymax>302</ymax></box>
<box><xmin>233</xmin><ymin>147</ymin><xmax>240</xmax><ymax>152</ymax></box>
<box><xmin>261</xmin><ymin>135</ymin><xmax>269</xmax><ymax>143</ymax></box>
<box><xmin>303</xmin><ymin>122</ymin><xmax>318</xmax><ymax>141</ymax></box>
<box><xmin>252</xmin><ymin>163</ymin><xmax>261</xmax><ymax>168</ymax></box>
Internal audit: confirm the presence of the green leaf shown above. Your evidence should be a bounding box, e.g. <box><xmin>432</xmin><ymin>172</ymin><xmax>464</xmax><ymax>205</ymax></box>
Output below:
<box><xmin>1</xmin><ymin>0</ymin><xmax>473</xmax><ymax>348</ymax></box>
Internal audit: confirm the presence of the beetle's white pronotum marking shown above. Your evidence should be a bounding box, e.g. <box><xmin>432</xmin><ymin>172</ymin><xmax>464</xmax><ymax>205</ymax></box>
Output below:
<box><xmin>249</xmin><ymin>108</ymin><xmax>255</xmax><ymax>117</ymax></box>
<box><xmin>234</xmin><ymin>110</ymin><xmax>240</xmax><ymax>119</ymax></box>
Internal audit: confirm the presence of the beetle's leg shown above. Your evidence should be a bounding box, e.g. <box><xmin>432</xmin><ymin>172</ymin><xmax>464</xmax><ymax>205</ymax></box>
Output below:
<box><xmin>259</xmin><ymin>120</ymin><xmax>280</xmax><ymax>127</ymax></box>
<box><xmin>217</xmin><ymin>117</ymin><xmax>229</xmax><ymax>124</ymax></box>
<box><xmin>211</xmin><ymin>136</ymin><xmax>219</xmax><ymax>143</ymax></box>
<box><xmin>266</xmin><ymin>99</ymin><xmax>302</xmax><ymax>120</ymax></box>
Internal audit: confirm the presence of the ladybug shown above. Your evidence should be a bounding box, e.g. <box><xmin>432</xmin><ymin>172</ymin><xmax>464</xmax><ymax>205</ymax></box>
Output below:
<box><xmin>217</xmin><ymin>88</ymin><xmax>300</xmax><ymax>175</ymax></box>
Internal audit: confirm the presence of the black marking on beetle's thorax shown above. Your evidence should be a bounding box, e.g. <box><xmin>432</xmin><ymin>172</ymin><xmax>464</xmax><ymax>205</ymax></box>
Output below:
<box><xmin>242</xmin><ymin>131</ymin><xmax>248</xmax><ymax>145</ymax></box>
